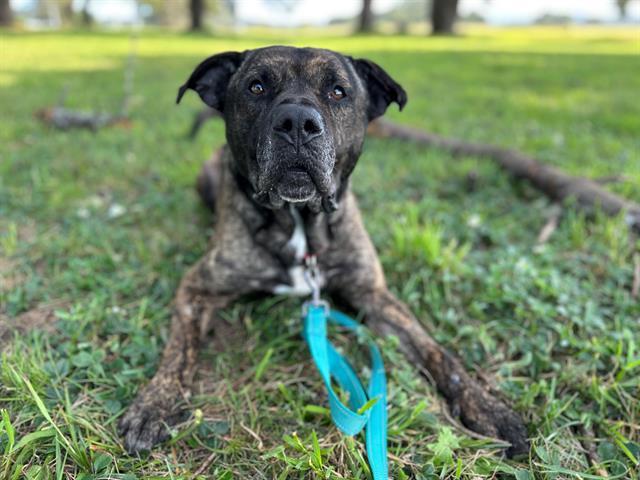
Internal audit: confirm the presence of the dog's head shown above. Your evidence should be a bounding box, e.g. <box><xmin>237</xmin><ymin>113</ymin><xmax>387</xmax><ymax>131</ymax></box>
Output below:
<box><xmin>177</xmin><ymin>46</ymin><xmax>406</xmax><ymax>212</ymax></box>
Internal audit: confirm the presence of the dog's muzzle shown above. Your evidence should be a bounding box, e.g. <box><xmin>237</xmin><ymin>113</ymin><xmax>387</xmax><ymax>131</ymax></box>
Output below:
<box><xmin>255</xmin><ymin>102</ymin><xmax>337</xmax><ymax>212</ymax></box>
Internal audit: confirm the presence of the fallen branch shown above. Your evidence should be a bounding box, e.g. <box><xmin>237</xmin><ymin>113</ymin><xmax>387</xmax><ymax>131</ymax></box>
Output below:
<box><xmin>35</xmin><ymin>107</ymin><xmax>131</xmax><ymax>131</ymax></box>
<box><xmin>189</xmin><ymin>106</ymin><xmax>220</xmax><ymax>139</ymax></box>
<box><xmin>594</xmin><ymin>174</ymin><xmax>630</xmax><ymax>185</ymax></box>
<box><xmin>36</xmin><ymin>34</ymin><xmax>137</xmax><ymax>132</ymax></box>
<box><xmin>367</xmin><ymin>119</ymin><xmax>640</xmax><ymax>233</ymax></box>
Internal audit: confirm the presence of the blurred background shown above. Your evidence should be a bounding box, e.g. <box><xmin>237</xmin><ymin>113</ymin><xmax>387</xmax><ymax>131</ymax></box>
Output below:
<box><xmin>2</xmin><ymin>0</ymin><xmax>640</xmax><ymax>31</ymax></box>
<box><xmin>1</xmin><ymin>1</ymin><xmax>639</xmax><ymax>479</ymax></box>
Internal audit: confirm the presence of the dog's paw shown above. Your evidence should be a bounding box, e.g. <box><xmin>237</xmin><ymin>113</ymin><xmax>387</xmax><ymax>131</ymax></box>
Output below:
<box><xmin>118</xmin><ymin>394</ymin><xmax>176</xmax><ymax>454</ymax></box>
<box><xmin>453</xmin><ymin>385</ymin><xmax>529</xmax><ymax>458</ymax></box>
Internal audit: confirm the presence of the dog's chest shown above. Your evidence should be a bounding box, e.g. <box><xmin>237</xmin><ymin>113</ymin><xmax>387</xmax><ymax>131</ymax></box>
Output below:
<box><xmin>272</xmin><ymin>207</ymin><xmax>325</xmax><ymax>297</ymax></box>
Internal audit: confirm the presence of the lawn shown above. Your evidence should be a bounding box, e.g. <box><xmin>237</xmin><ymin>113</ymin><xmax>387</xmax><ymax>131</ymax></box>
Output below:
<box><xmin>1</xmin><ymin>26</ymin><xmax>639</xmax><ymax>479</ymax></box>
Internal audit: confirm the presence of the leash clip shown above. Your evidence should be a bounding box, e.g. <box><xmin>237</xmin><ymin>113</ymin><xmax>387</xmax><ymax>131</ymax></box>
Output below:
<box><xmin>302</xmin><ymin>254</ymin><xmax>329</xmax><ymax>315</ymax></box>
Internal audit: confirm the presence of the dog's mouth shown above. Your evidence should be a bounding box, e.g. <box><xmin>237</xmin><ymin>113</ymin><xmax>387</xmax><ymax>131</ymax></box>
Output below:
<box><xmin>253</xmin><ymin>163</ymin><xmax>337</xmax><ymax>212</ymax></box>
<box><xmin>275</xmin><ymin>168</ymin><xmax>316</xmax><ymax>203</ymax></box>
<box><xmin>254</xmin><ymin>130</ymin><xmax>337</xmax><ymax>212</ymax></box>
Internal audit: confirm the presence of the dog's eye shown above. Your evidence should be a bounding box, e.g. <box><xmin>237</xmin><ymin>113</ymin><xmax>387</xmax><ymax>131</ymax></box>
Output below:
<box><xmin>329</xmin><ymin>85</ymin><xmax>346</xmax><ymax>101</ymax></box>
<box><xmin>249</xmin><ymin>81</ymin><xmax>265</xmax><ymax>95</ymax></box>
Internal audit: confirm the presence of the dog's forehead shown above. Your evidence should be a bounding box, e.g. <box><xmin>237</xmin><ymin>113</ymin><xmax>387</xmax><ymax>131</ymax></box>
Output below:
<box><xmin>242</xmin><ymin>46</ymin><xmax>351</xmax><ymax>81</ymax></box>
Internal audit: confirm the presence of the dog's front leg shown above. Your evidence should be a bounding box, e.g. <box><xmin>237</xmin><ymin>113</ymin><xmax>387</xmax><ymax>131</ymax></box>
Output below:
<box><xmin>118</xmin><ymin>257</ymin><xmax>236</xmax><ymax>454</ymax></box>
<box><xmin>342</xmin><ymin>287</ymin><xmax>529</xmax><ymax>457</ymax></box>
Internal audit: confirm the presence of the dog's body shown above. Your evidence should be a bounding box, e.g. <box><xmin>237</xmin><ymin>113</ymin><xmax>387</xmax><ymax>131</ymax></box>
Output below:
<box><xmin>118</xmin><ymin>46</ymin><xmax>528</xmax><ymax>457</ymax></box>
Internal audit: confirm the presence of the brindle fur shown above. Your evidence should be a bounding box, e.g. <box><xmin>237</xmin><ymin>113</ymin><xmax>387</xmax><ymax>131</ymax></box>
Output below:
<box><xmin>118</xmin><ymin>46</ymin><xmax>528</xmax><ymax>457</ymax></box>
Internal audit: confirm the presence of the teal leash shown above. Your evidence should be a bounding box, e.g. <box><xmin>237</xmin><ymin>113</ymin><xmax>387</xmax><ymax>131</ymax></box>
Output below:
<box><xmin>302</xmin><ymin>256</ymin><xmax>388</xmax><ymax>479</ymax></box>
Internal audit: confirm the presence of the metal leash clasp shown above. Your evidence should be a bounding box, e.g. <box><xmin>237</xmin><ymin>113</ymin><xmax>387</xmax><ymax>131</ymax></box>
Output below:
<box><xmin>302</xmin><ymin>254</ymin><xmax>329</xmax><ymax>315</ymax></box>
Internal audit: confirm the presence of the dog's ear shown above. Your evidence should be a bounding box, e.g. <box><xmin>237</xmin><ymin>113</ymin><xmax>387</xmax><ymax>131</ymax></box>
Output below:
<box><xmin>176</xmin><ymin>51</ymin><xmax>245</xmax><ymax>112</ymax></box>
<box><xmin>351</xmin><ymin>58</ymin><xmax>407</xmax><ymax>121</ymax></box>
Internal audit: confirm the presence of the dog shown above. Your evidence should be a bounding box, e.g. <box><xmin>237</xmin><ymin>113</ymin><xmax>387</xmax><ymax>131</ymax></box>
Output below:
<box><xmin>118</xmin><ymin>46</ymin><xmax>528</xmax><ymax>458</ymax></box>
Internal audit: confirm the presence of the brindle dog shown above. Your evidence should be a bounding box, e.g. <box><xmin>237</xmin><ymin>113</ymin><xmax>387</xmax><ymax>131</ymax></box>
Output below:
<box><xmin>118</xmin><ymin>46</ymin><xmax>529</xmax><ymax>457</ymax></box>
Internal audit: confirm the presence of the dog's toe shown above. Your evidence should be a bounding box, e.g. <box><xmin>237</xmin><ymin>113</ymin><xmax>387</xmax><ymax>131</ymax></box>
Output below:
<box><xmin>455</xmin><ymin>385</ymin><xmax>529</xmax><ymax>458</ymax></box>
<box><xmin>495</xmin><ymin>405</ymin><xmax>529</xmax><ymax>457</ymax></box>
<box><xmin>118</xmin><ymin>402</ymin><xmax>171</xmax><ymax>454</ymax></box>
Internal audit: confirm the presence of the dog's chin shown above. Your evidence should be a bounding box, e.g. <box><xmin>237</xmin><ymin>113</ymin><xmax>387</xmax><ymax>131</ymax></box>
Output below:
<box><xmin>275</xmin><ymin>170</ymin><xmax>317</xmax><ymax>204</ymax></box>
<box><xmin>254</xmin><ymin>165</ymin><xmax>336</xmax><ymax>212</ymax></box>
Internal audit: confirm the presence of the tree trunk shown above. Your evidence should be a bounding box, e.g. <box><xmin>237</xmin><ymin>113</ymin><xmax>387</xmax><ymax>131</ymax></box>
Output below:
<box><xmin>81</xmin><ymin>0</ymin><xmax>93</xmax><ymax>26</ymax></box>
<box><xmin>616</xmin><ymin>0</ymin><xmax>629</xmax><ymax>19</ymax></box>
<box><xmin>190</xmin><ymin>0</ymin><xmax>204</xmax><ymax>31</ymax></box>
<box><xmin>0</xmin><ymin>0</ymin><xmax>13</xmax><ymax>26</ymax></box>
<box><xmin>358</xmin><ymin>0</ymin><xmax>374</xmax><ymax>33</ymax></box>
<box><xmin>431</xmin><ymin>0</ymin><xmax>459</xmax><ymax>35</ymax></box>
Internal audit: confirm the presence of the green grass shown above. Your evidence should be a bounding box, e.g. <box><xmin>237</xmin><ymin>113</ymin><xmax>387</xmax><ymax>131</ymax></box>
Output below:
<box><xmin>1</xmin><ymin>26</ymin><xmax>639</xmax><ymax>479</ymax></box>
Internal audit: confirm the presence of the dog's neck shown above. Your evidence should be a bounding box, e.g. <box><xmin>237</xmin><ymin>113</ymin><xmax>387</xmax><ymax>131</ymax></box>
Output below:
<box><xmin>228</xmin><ymin>157</ymin><xmax>347</xmax><ymax>258</ymax></box>
<box><xmin>224</xmin><ymin>157</ymin><xmax>335</xmax><ymax>263</ymax></box>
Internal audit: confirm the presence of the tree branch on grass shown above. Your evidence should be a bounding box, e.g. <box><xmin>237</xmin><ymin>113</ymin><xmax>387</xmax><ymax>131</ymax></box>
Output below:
<box><xmin>367</xmin><ymin>119</ymin><xmax>640</xmax><ymax>233</ymax></box>
<box><xmin>189</xmin><ymin>106</ymin><xmax>220</xmax><ymax>139</ymax></box>
<box><xmin>594</xmin><ymin>174</ymin><xmax>631</xmax><ymax>185</ymax></box>
<box><xmin>36</xmin><ymin>34</ymin><xmax>137</xmax><ymax>132</ymax></box>
<box><xmin>35</xmin><ymin>107</ymin><xmax>131</xmax><ymax>131</ymax></box>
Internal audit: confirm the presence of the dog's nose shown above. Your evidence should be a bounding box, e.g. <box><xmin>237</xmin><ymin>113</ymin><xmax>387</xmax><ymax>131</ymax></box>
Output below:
<box><xmin>272</xmin><ymin>104</ymin><xmax>324</xmax><ymax>147</ymax></box>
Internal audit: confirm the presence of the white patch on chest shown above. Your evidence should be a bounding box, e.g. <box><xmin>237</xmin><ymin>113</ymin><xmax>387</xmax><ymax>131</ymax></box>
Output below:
<box><xmin>272</xmin><ymin>206</ymin><xmax>324</xmax><ymax>297</ymax></box>
<box><xmin>288</xmin><ymin>205</ymin><xmax>307</xmax><ymax>262</ymax></box>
